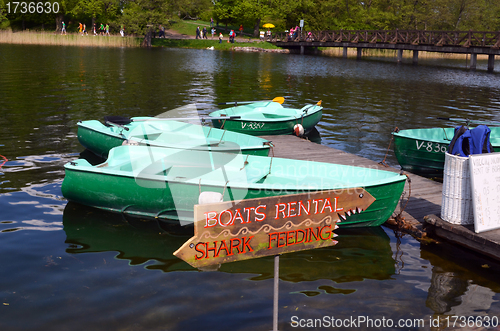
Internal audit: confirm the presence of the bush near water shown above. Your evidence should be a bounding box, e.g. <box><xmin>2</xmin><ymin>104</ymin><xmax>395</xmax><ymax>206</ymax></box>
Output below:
<box><xmin>2</xmin><ymin>0</ymin><xmax>500</xmax><ymax>38</ymax></box>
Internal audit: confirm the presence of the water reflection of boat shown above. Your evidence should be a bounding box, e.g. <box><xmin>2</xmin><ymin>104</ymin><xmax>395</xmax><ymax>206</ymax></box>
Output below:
<box><xmin>63</xmin><ymin>202</ymin><xmax>193</xmax><ymax>271</ymax></box>
<box><xmin>63</xmin><ymin>202</ymin><xmax>395</xmax><ymax>282</ymax></box>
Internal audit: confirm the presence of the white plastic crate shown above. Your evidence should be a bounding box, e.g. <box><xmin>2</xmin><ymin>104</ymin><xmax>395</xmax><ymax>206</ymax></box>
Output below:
<box><xmin>441</xmin><ymin>152</ymin><xmax>473</xmax><ymax>225</ymax></box>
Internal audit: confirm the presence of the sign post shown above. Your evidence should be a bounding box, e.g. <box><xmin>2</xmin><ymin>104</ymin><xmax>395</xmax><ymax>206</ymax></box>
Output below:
<box><xmin>174</xmin><ymin>188</ymin><xmax>375</xmax><ymax>329</ymax></box>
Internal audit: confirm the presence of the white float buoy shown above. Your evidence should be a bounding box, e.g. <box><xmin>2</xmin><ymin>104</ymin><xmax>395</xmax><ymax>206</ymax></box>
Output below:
<box><xmin>294</xmin><ymin>124</ymin><xmax>304</xmax><ymax>136</ymax></box>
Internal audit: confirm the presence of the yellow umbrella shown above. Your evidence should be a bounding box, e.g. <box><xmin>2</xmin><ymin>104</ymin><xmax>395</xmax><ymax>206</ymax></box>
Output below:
<box><xmin>262</xmin><ymin>23</ymin><xmax>275</xmax><ymax>29</ymax></box>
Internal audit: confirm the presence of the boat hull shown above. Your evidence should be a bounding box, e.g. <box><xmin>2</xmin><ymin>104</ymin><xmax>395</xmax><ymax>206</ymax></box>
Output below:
<box><xmin>62</xmin><ymin>147</ymin><xmax>406</xmax><ymax>228</ymax></box>
<box><xmin>77</xmin><ymin>119</ymin><xmax>271</xmax><ymax>158</ymax></box>
<box><xmin>209</xmin><ymin>101</ymin><xmax>323</xmax><ymax>136</ymax></box>
<box><xmin>393</xmin><ymin>127</ymin><xmax>500</xmax><ymax>175</ymax></box>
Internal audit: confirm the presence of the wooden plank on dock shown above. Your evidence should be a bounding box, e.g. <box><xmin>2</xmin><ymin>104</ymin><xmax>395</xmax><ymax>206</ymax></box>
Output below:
<box><xmin>262</xmin><ymin>135</ymin><xmax>500</xmax><ymax>261</ymax></box>
<box><xmin>261</xmin><ymin>135</ymin><xmax>442</xmax><ymax>226</ymax></box>
<box><xmin>425</xmin><ymin>214</ymin><xmax>500</xmax><ymax>261</ymax></box>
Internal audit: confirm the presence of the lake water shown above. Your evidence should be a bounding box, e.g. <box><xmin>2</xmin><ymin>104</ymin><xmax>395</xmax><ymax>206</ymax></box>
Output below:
<box><xmin>1</xmin><ymin>44</ymin><xmax>500</xmax><ymax>330</ymax></box>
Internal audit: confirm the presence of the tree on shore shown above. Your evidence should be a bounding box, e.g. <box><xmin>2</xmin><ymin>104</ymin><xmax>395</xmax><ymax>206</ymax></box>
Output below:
<box><xmin>120</xmin><ymin>0</ymin><xmax>169</xmax><ymax>36</ymax></box>
<box><xmin>2</xmin><ymin>0</ymin><xmax>500</xmax><ymax>33</ymax></box>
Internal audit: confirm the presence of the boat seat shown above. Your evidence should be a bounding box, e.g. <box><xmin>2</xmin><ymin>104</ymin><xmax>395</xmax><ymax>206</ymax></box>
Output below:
<box><xmin>262</xmin><ymin>113</ymin><xmax>287</xmax><ymax>119</ymax></box>
<box><xmin>129</xmin><ymin>131</ymin><xmax>163</xmax><ymax>141</ymax></box>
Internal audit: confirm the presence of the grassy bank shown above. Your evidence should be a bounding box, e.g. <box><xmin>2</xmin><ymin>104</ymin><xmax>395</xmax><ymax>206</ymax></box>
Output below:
<box><xmin>0</xmin><ymin>31</ymin><xmax>141</xmax><ymax>47</ymax></box>
<box><xmin>152</xmin><ymin>38</ymin><xmax>280</xmax><ymax>50</ymax></box>
<box><xmin>169</xmin><ymin>19</ymin><xmax>258</xmax><ymax>38</ymax></box>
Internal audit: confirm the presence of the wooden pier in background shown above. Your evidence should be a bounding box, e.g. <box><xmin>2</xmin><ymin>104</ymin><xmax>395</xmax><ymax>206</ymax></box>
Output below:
<box><xmin>262</xmin><ymin>134</ymin><xmax>500</xmax><ymax>261</ymax></box>
<box><xmin>268</xmin><ymin>29</ymin><xmax>500</xmax><ymax>71</ymax></box>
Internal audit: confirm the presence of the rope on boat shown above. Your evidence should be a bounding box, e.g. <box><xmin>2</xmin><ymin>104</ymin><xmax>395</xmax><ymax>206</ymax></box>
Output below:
<box><xmin>240</xmin><ymin>155</ymin><xmax>250</xmax><ymax>170</ymax></box>
<box><xmin>393</xmin><ymin>172</ymin><xmax>411</xmax><ymax>225</ymax></box>
<box><xmin>0</xmin><ymin>154</ymin><xmax>8</xmax><ymax>170</ymax></box>
<box><xmin>264</xmin><ymin>141</ymin><xmax>274</xmax><ymax>157</ymax></box>
<box><xmin>379</xmin><ymin>127</ymin><xmax>398</xmax><ymax>167</ymax></box>
<box><xmin>218</xmin><ymin>129</ymin><xmax>227</xmax><ymax>145</ymax></box>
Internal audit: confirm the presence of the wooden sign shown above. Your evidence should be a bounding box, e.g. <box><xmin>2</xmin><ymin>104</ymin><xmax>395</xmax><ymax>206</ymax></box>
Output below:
<box><xmin>174</xmin><ymin>189</ymin><xmax>375</xmax><ymax>268</ymax></box>
<box><xmin>469</xmin><ymin>153</ymin><xmax>500</xmax><ymax>233</ymax></box>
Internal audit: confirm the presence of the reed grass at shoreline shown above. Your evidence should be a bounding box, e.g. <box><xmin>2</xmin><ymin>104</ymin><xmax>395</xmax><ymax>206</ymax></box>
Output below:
<box><xmin>0</xmin><ymin>30</ymin><xmax>491</xmax><ymax>64</ymax></box>
<box><xmin>0</xmin><ymin>31</ymin><xmax>141</xmax><ymax>47</ymax></box>
<box><xmin>321</xmin><ymin>47</ymin><xmax>490</xmax><ymax>61</ymax></box>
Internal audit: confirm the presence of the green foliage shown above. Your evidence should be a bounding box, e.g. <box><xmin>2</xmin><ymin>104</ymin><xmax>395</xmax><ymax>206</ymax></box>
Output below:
<box><xmin>2</xmin><ymin>0</ymin><xmax>500</xmax><ymax>33</ymax></box>
<box><xmin>152</xmin><ymin>37</ymin><xmax>280</xmax><ymax>50</ymax></box>
<box><xmin>213</xmin><ymin>0</ymin><xmax>236</xmax><ymax>27</ymax></box>
<box><xmin>4</xmin><ymin>1</ymin><xmax>61</xmax><ymax>30</ymax></box>
<box><xmin>0</xmin><ymin>0</ymin><xmax>6</xmax><ymax>23</ymax></box>
<box><xmin>120</xmin><ymin>0</ymin><xmax>170</xmax><ymax>35</ymax></box>
<box><xmin>169</xmin><ymin>0</ymin><xmax>212</xmax><ymax>20</ymax></box>
<box><xmin>71</xmin><ymin>0</ymin><xmax>121</xmax><ymax>22</ymax></box>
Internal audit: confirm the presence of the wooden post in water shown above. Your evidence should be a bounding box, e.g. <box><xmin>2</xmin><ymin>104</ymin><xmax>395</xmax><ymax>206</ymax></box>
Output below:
<box><xmin>397</xmin><ymin>49</ymin><xmax>403</xmax><ymax>63</ymax></box>
<box><xmin>470</xmin><ymin>53</ymin><xmax>477</xmax><ymax>70</ymax></box>
<box><xmin>412</xmin><ymin>50</ymin><xmax>418</xmax><ymax>65</ymax></box>
<box><xmin>356</xmin><ymin>47</ymin><xmax>362</xmax><ymax>60</ymax></box>
<box><xmin>343</xmin><ymin>47</ymin><xmax>348</xmax><ymax>58</ymax></box>
<box><xmin>488</xmin><ymin>54</ymin><xmax>495</xmax><ymax>72</ymax></box>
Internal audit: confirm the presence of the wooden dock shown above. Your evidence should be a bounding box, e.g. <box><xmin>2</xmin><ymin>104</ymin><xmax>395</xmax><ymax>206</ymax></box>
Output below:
<box><xmin>262</xmin><ymin>134</ymin><xmax>500</xmax><ymax>260</ymax></box>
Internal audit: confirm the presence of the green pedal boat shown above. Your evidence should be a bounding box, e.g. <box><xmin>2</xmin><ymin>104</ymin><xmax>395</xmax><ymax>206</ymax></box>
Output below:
<box><xmin>62</xmin><ymin>146</ymin><xmax>407</xmax><ymax>227</ymax></box>
<box><xmin>209</xmin><ymin>101</ymin><xmax>323</xmax><ymax>136</ymax></box>
<box><xmin>77</xmin><ymin>117</ymin><xmax>271</xmax><ymax>158</ymax></box>
<box><xmin>392</xmin><ymin>127</ymin><xmax>500</xmax><ymax>175</ymax></box>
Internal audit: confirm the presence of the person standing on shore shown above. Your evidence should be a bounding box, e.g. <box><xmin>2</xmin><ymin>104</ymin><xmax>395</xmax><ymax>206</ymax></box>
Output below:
<box><xmin>93</xmin><ymin>23</ymin><xmax>97</xmax><ymax>36</ymax></box>
<box><xmin>105</xmin><ymin>24</ymin><xmax>110</xmax><ymax>36</ymax></box>
<box><xmin>211</xmin><ymin>27</ymin><xmax>216</xmax><ymax>39</ymax></box>
<box><xmin>219</xmin><ymin>32</ymin><xmax>223</xmax><ymax>43</ymax></box>
<box><xmin>61</xmin><ymin>21</ymin><xmax>66</xmax><ymax>35</ymax></box>
<box><xmin>100</xmin><ymin>23</ymin><xmax>104</xmax><ymax>35</ymax></box>
<box><xmin>196</xmin><ymin>26</ymin><xmax>200</xmax><ymax>39</ymax></box>
<box><xmin>83</xmin><ymin>23</ymin><xmax>87</xmax><ymax>35</ymax></box>
<box><xmin>120</xmin><ymin>25</ymin><xmax>124</xmax><ymax>37</ymax></box>
<box><xmin>202</xmin><ymin>27</ymin><xmax>207</xmax><ymax>39</ymax></box>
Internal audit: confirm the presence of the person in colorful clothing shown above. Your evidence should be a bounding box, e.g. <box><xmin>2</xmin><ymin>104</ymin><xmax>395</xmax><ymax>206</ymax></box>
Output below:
<box><xmin>106</xmin><ymin>24</ymin><xmax>110</xmax><ymax>36</ymax></box>
<box><xmin>61</xmin><ymin>21</ymin><xmax>66</xmax><ymax>35</ymax></box>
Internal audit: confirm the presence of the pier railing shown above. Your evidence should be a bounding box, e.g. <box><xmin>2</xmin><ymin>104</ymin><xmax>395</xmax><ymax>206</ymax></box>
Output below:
<box><xmin>270</xmin><ymin>29</ymin><xmax>500</xmax><ymax>48</ymax></box>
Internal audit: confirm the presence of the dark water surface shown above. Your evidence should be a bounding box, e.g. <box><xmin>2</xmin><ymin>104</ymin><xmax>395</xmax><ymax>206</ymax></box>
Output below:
<box><xmin>1</xmin><ymin>44</ymin><xmax>500</xmax><ymax>330</ymax></box>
